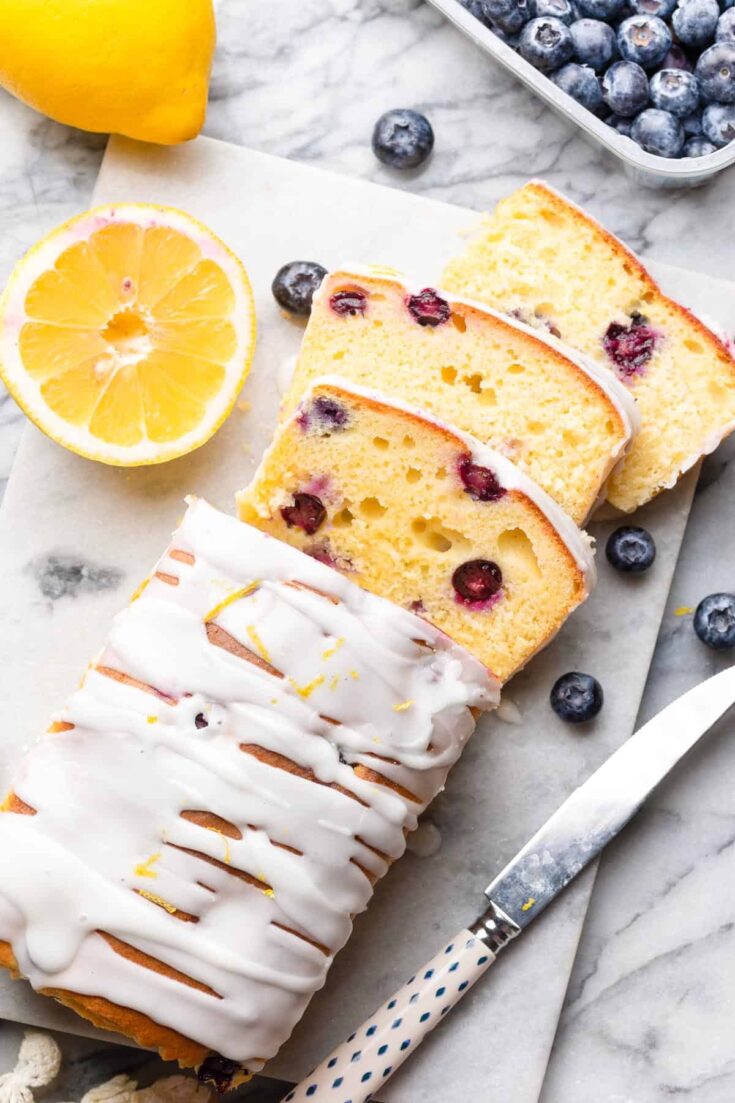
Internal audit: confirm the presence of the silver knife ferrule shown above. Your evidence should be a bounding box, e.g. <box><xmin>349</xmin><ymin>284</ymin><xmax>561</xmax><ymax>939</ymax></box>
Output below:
<box><xmin>469</xmin><ymin>900</ymin><xmax>521</xmax><ymax>954</ymax></box>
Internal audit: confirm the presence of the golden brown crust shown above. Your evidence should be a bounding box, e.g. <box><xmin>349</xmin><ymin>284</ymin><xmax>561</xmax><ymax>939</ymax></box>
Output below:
<box><xmin>205</xmin><ymin>621</ymin><xmax>283</xmax><ymax>678</ymax></box>
<box><xmin>1</xmin><ymin>793</ymin><xmax>213</xmax><ymax>1067</ymax></box>
<box><xmin>0</xmin><ymin>937</ymin><xmax>209</xmax><ymax>1068</ymax></box>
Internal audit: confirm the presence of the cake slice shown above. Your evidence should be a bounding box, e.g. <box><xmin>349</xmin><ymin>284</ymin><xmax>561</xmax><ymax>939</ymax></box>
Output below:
<box><xmin>238</xmin><ymin>379</ymin><xmax>595</xmax><ymax>683</ymax></box>
<box><xmin>283</xmin><ymin>265</ymin><xmax>638</xmax><ymax>524</ymax></box>
<box><xmin>442</xmin><ymin>181</ymin><xmax>735</xmax><ymax>514</ymax></box>
<box><xmin>0</xmin><ymin>498</ymin><xmax>496</xmax><ymax>1083</ymax></box>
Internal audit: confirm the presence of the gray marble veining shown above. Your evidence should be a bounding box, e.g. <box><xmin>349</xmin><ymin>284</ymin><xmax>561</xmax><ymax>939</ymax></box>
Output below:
<box><xmin>0</xmin><ymin>2</ymin><xmax>735</xmax><ymax>1101</ymax></box>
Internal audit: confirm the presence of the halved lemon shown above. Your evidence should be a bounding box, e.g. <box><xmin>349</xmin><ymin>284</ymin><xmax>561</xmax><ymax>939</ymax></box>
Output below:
<box><xmin>0</xmin><ymin>203</ymin><xmax>256</xmax><ymax>465</ymax></box>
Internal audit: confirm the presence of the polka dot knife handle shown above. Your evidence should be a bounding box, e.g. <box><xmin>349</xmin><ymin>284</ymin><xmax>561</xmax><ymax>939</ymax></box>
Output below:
<box><xmin>282</xmin><ymin>906</ymin><xmax>519</xmax><ymax>1103</ymax></box>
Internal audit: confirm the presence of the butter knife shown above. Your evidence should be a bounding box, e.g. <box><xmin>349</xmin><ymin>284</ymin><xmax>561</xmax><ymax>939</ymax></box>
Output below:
<box><xmin>281</xmin><ymin>665</ymin><xmax>735</xmax><ymax>1103</ymax></box>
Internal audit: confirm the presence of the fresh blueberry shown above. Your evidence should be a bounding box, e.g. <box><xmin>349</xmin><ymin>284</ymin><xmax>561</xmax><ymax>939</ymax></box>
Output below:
<box><xmin>649</xmin><ymin>69</ymin><xmax>700</xmax><ymax>115</ymax></box>
<box><xmin>630</xmin><ymin>0</ymin><xmax>676</xmax><ymax>15</ymax></box>
<box><xmin>330</xmin><ymin>288</ymin><xmax>368</xmax><ymax>316</ymax></box>
<box><xmin>372</xmin><ymin>109</ymin><xmax>434</xmax><ymax>169</ymax></box>
<box><xmin>693</xmin><ymin>593</ymin><xmax>735</xmax><ymax>649</ymax></box>
<box><xmin>717</xmin><ymin>8</ymin><xmax>735</xmax><ymax>42</ymax></box>
<box><xmin>281</xmin><ymin>493</ymin><xmax>327</xmax><ymax>535</ymax></box>
<box><xmin>272</xmin><ymin>261</ymin><xmax>327</xmax><ymax>316</ymax></box>
<box><xmin>660</xmin><ymin>45</ymin><xmax>694</xmax><ymax>71</ymax></box>
<box><xmin>570</xmin><ymin>19</ymin><xmax>618</xmax><ymax>70</ymax></box>
<box><xmin>407</xmin><ymin>289</ymin><xmax>451</xmax><ymax>327</ymax></box>
<box><xmin>696</xmin><ymin>43</ymin><xmax>735</xmax><ymax>103</ymax></box>
<box><xmin>489</xmin><ymin>24</ymin><xmax>522</xmax><ymax>45</ymax></box>
<box><xmin>631</xmin><ymin>107</ymin><xmax>685</xmax><ymax>154</ymax></box>
<box><xmin>462</xmin><ymin>0</ymin><xmax>491</xmax><ymax>22</ymax></box>
<box><xmin>531</xmin><ymin>0</ymin><xmax>575</xmax><ymax>20</ymax></box>
<box><xmin>605</xmin><ymin>525</ymin><xmax>656</xmax><ymax>572</ymax></box>
<box><xmin>672</xmin><ymin>0</ymin><xmax>719</xmax><ymax>48</ymax></box>
<box><xmin>457</xmin><ymin>455</ymin><xmax>507</xmax><ymax>501</ymax></box>
<box><xmin>463</xmin><ymin>0</ymin><xmax>520</xmax><ymax>32</ymax></box>
<box><xmin>607</xmin><ymin>111</ymin><xmax>635</xmax><ymax>132</ymax></box>
<box><xmin>702</xmin><ymin>101</ymin><xmax>735</xmax><ymax>145</ymax></box>
<box><xmin>297</xmin><ymin>394</ymin><xmax>351</xmax><ymax>435</ymax></box>
<box><xmin>519</xmin><ymin>16</ymin><xmax>575</xmax><ymax>69</ymax></box>
<box><xmin>682</xmin><ymin>109</ymin><xmax>704</xmax><ymax>134</ymax></box>
<box><xmin>617</xmin><ymin>16</ymin><xmax>672</xmax><ymax>68</ymax></box>
<box><xmin>475</xmin><ymin>0</ymin><xmax>532</xmax><ymax>32</ymax></box>
<box><xmin>603</xmin><ymin>60</ymin><xmax>650</xmax><ymax>115</ymax></box>
<box><xmin>683</xmin><ymin>134</ymin><xmax>718</xmax><ymax>153</ymax></box>
<box><xmin>552</xmin><ymin>62</ymin><xmax>605</xmax><ymax>109</ymax></box>
<box><xmin>198</xmin><ymin>1056</ymin><xmax>245</xmax><ymax>1094</ymax></box>
<box><xmin>452</xmin><ymin>560</ymin><xmax>503</xmax><ymax>605</ymax></box>
<box><xmin>603</xmin><ymin>312</ymin><xmax>659</xmax><ymax>375</ymax></box>
<box><xmin>575</xmin><ymin>0</ymin><xmax>625</xmax><ymax>18</ymax></box>
<box><xmin>550</xmin><ymin>672</ymin><xmax>604</xmax><ymax>723</ymax></box>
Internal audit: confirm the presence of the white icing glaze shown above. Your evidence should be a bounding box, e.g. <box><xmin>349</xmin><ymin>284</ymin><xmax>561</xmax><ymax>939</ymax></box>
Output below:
<box><xmin>495</xmin><ymin>697</ymin><xmax>523</xmax><ymax>726</ymax></box>
<box><xmin>292</xmin><ymin>375</ymin><xmax>597</xmax><ymax>591</ymax></box>
<box><xmin>316</xmin><ymin>263</ymin><xmax>641</xmax><ymax>469</ymax></box>
<box><xmin>405</xmin><ymin>819</ymin><xmax>442</xmax><ymax>858</ymax></box>
<box><xmin>0</xmin><ymin>500</ymin><xmax>497</xmax><ymax>1067</ymax></box>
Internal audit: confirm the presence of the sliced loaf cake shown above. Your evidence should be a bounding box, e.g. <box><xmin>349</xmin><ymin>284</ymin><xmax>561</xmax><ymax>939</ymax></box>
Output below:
<box><xmin>442</xmin><ymin>181</ymin><xmax>735</xmax><ymax>514</ymax></box>
<box><xmin>283</xmin><ymin>265</ymin><xmax>637</xmax><ymax>523</ymax></box>
<box><xmin>239</xmin><ymin>378</ymin><xmax>595</xmax><ymax>683</ymax></box>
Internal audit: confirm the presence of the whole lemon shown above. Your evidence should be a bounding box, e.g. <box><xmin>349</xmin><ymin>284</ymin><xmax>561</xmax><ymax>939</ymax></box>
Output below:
<box><xmin>0</xmin><ymin>0</ymin><xmax>215</xmax><ymax>145</ymax></box>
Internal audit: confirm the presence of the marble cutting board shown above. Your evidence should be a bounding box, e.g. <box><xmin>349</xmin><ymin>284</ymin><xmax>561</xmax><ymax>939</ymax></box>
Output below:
<box><xmin>0</xmin><ymin>135</ymin><xmax>732</xmax><ymax>1103</ymax></box>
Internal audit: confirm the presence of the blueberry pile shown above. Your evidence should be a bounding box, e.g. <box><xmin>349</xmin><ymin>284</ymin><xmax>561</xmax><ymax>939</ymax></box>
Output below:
<box><xmin>463</xmin><ymin>0</ymin><xmax>735</xmax><ymax>158</ymax></box>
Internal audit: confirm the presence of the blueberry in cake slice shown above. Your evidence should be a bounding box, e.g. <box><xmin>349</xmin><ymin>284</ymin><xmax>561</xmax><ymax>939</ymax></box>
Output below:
<box><xmin>283</xmin><ymin>265</ymin><xmax>637</xmax><ymax>524</ymax></box>
<box><xmin>0</xmin><ymin>499</ymin><xmax>496</xmax><ymax>1080</ymax></box>
<box><xmin>442</xmin><ymin>180</ymin><xmax>735</xmax><ymax>514</ymax></box>
<box><xmin>239</xmin><ymin>379</ymin><xmax>595</xmax><ymax>683</ymax></box>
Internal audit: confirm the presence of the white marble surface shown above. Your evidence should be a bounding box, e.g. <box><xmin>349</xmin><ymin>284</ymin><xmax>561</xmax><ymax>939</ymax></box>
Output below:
<box><xmin>0</xmin><ymin>1</ymin><xmax>735</xmax><ymax>1101</ymax></box>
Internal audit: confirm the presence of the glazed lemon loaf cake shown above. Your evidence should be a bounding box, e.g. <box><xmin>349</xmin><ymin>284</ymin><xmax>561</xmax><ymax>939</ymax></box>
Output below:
<box><xmin>238</xmin><ymin>379</ymin><xmax>595</xmax><ymax>683</ymax></box>
<box><xmin>442</xmin><ymin>181</ymin><xmax>735</xmax><ymax>514</ymax></box>
<box><xmin>283</xmin><ymin>266</ymin><xmax>638</xmax><ymax>524</ymax></box>
<box><xmin>0</xmin><ymin>498</ymin><xmax>497</xmax><ymax>1084</ymax></box>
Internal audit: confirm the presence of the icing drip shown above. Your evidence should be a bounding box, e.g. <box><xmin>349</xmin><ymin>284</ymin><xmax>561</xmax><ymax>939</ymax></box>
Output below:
<box><xmin>0</xmin><ymin>499</ymin><xmax>497</xmax><ymax>1068</ymax></box>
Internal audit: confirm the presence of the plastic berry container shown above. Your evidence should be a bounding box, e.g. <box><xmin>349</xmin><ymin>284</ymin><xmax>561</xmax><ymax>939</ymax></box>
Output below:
<box><xmin>428</xmin><ymin>0</ymin><xmax>735</xmax><ymax>189</ymax></box>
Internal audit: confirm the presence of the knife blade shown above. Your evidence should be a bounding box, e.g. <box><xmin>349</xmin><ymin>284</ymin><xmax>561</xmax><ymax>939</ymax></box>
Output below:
<box><xmin>281</xmin><ymin>665</ymin><xmax>735</xmax><ymax>1103</ymax></box>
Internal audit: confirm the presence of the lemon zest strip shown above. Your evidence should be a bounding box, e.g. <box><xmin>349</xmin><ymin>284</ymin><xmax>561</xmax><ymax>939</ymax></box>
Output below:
<box><xmin>134</xmin><ymin>852</ymin><xmax>161</xmax><ymax>879</ymax></box>
<box><xmin>204</xmin><ymin>581</ymin><xmax>260</xmax><ymax>622</ymax></box>
<box><xmin>138</xmin><ymin>889</ymin><xmax>177</xmax><ymax>914</ymax></box>
<box><xmin>246</xmin><ymin>624</ymin><xmax>273</xmax><ymax>665</ymax></box>
<box><xmin>322</xmin><ymin>637</ymin><xmax>345</xmax><ymax>660</ymax></box>
<box><xmin>288</xmin><ymin>674</ymin><xmax>326</xmax><ymax>699</ymax></box>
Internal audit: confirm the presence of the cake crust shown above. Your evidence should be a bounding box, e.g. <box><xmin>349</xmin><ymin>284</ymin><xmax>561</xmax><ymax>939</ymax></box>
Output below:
<box><xmin>0</xmin><ymin>501</ymin><xmax>496</xmax><ymax>1078</ymax></box>
<box><xmin>286</xmin><ymin>263</ymin><xmax>637</xmax><ymax>524</ymax></box>
<box><xmin>443</xmin><ymin>180</ymin><xmax>735</xmax><ymax>513</ymax></box>
<box><xmin>240</xmin><ymin>377</ymin><xmax>594</xmax><ymax>681</ymax></box>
